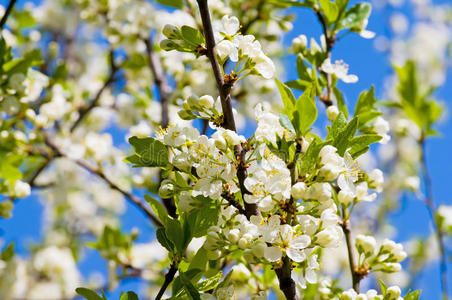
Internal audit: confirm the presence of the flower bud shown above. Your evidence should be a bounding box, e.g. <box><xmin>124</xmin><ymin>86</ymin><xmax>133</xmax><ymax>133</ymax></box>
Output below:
<box><xmin>355</xmin><ymin>234</ymin><xmax>377</xmax><ymax>257</ymax></box>
<box><xmin>162</xmin><ymin>24</ymin><xmax>181</xmax><ymax>39</ymax></box>
<box><xmin>327</xmin><ymin>105</ymin><xmax>339</xmax><ymax>121</ymax></box>
<box><xmin>338</xmin><ymin>190</ymin><xmax>354</xmax><ymax>207</ymax></box>
<box><xmin>207</xmin><ymin>249</ymin><xmax>222</xmax><ymax>260</ymax></box>
<box><xmin>292</xmin><ymin>34</ymin><xmax>307</xmax><ymax>52</ymax></box>
<box><xmin>368</xmin><ymin>169</ymin><xmax>384</xmax><ymax>192</ymax></box>
<box><xmin>158</xmin><ymin>179</ymin><xmax>175</xmax><ymax>198</ymax></box>
<box><xmin>386</xmin><ymin>286</ymin><xmax>401</xmax><ymax>300</ymax></box>
<box><xmin>187</xmin><ymin>94</ymin><xmax>200</xmax><ymax>109</ymax></box>
<box><xmin>238</xmin><ymin>236</ymin><xmax>250</xmax><ymax>249</ymax></box>
<box><xmin>178</xmin><ymin>109</ymin><xmax>194</xmax><ymax>120</ymax></box>
<box><xmin>160</xmin><ymin>39</ymin><xmax>180</xmax><ymax>51</ymax></box>
<box><xmin>251</xmin><ymin>242</ymin><xmax>266</xmax><ymax>258</ymax></box>
<box><xmin>223</xmin><ymin>130</ymin><xmax>241</xmax><ymax>146</ymax></box>
<box><xmin>383</xmin><ymin>262</ymin><xmax>402</xmax><ymax>273</ymax></box>
<box><xmin>199</xmin><ymin>95</ymin><xmax>214</xmax><ymax>109</ymax></box>
<box><xmin>340</xmin><ymin>289</ymin><xmax>357</xmax><ymax>300</ymax></box>
<box><xmin>226</xmin><ymin>229</ymin><xmax>240</xmax><ymax>243</ymax></box>
<box><xmin>291</xmin><ymin>182</ymin><xmax>307</xmax><ymax>199</ymax></box>
<box><xmin>13</xmin><ymin>180</ymin><xmax>31</xmax><ymax>198</ymax></box>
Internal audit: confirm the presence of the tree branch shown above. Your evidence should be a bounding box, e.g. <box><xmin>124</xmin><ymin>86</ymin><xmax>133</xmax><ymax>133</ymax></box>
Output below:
<box><xmin>70</xmin><ymin>50</ymin><xmax>118</xmax><ymax>132</ymax></box>
<box><xmin>196</xmin><ymin>0</ymin><xmax>259</xmax><ymax>218</ymax></box>
<box><xmin>0</xmin><ymin>0</ymin><xmax>17</xmax><ymax>30</ymax></box>
<box><xmin>44</xmin><ymin>136</ymin><xmax>163</xmax><ymax>227</ymax></box>
<box><xmin>155</xmin><ymin>263</ymin><xmax>178</xmax><ymax>300</ymax></box>
<box><xmin>420</xmin><ymin>138</ymin><xmax>449</xmax><ymax>299</ymax></box>
<box><xmin>341</xmin><ymin>218</ymin><xmax>361</xmax><ymax>293</ymax></box>
<box><xmin>144</xmin><ymin>38</ymin><xmax>177</xmax><ymax>218</ymax></box>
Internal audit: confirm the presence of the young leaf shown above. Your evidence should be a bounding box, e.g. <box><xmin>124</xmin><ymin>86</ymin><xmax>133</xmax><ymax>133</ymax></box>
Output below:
<box><xmin>144</xmin><ymin>194</ymin><xmax>168</xmax><ymax>226</ymax></box>
<box><xmin>292</xmin><ymin>90</ymin><xmax>317</xmax><ymax>135</ymax></box>
<box><xmin>181</xmin><ymin>26</ymin><xmax>205</xmax><ymax>47</ymax></box>
<box><xmin>276</xmin><ymin>78</ymin><xmax>296</xmax><ymax>114</ymax></box>
<box><xmin>156</xmin><ymin>0</ymin><xmax>184</xmax><ymax>9</ymax></box>
<box><xmin>319</xmin><ymin>0</ymin><xmax>339</xmax><ymax>23</ymax></box>
<box><xmin>165</xmin><ymin>217</ymin><xmax>185</xmax><ymax>253</ymax></box>
<box><xmin>120</xmin><ymin>291</ymin><xmax>139</xmax><ymax>300</ymax></box>
<box><xmin>279</xmin><ymin>113</ymin><xmax>296</xmax><ymax>134</ymax></box>
<box><xmin>125</xmin><ymin>136</ymin><xmax>169</xmax><ymax>168</ymax></box>
<box><xmin>75</xmin><ymin>287</ymin><xmax>106</xmax><ymax>300</ymax></box>
<box><xmin>334</xmin><ymin>117</ymin><xmax>358</xmax><ymax>155</ymax></box>
<box><xmin>156</xmin><ymin>227</ymin><xmax>175</xmax><ymax>252</ymax></box>
<box><xmin>336</xmin><ymin>2</ymin><xmax>371</xmax><ymax>31</ymax></box>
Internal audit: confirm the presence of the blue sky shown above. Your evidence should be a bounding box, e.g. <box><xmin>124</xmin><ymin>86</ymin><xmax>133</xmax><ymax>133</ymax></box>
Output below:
<box><xmin>0</xmin><ymin>0</ymin><xmax>451</xmax><ymax>299</ymax></box>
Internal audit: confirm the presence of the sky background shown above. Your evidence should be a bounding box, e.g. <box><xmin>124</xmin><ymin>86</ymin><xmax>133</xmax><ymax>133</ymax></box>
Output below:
<box><xmin>0</xmin><ymin>0</ymin><xmax>451</xmax><ymax>299</ymax></box>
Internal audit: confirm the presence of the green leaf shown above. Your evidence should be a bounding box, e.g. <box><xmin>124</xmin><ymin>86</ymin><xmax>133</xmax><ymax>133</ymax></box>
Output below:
<box><xmin>125</xmin><ymin>136</ymin><xmax>168</xmax><ymax>168</ymax></box>
<box><xmin>156</xmin><ymin>227</ymin><xmax>175</xmax><ymax>252</ymax></box>
<box><xmin>188</xmin><ymin>247</ymin><xmax>208</xmax><ymax>273</ymax></box>
<box><xmin>285</xmin><ymin>79</ymin><xmax>311</xmax><ymax>91</ymax></box>
<box><xmin>144</xmin><ymin>194</ymin><xmax>167</xmax><ymax>226</ymax></box>
<box><xmin>379</xmin><ymin>280</ymin><xmax>388</xmax><ymax>295</ymax></box>
<box><xmin>181</xmin><ymin>26</ymin><xmax>205</xmax><ymax>47</ymax></box>
<box><xmin>319</xmin><ymin>0</ymin><xmax>339</xmax><ymax>23</ymax></box>
<box><xmin>349</xmin><ymin>134</ymin><xmax>382</xmax><ymax>158</ymax></box>
<box><xmin>1</xmin><ymin>242</ymin><xmax>15</xmax><ymax>261</ymax></box>
<box><xmin>165</xmin><ymin>217</ymin><xmax>184</xmax><ymax>253</ymax></box>
<box><xmin>0</xmin><ymin>200</ymin><xmax>13</xmax><ymax>218</ymax></box>
<box><xmin>333</xmin><ymin>87</ymin><xmax>348</xmax><ymax>119</ymax></box>
<box><xmin>276</xmin><ymin>78</ymin><xmax>296</xmax><ymax>114</ymax></box>
<box><xmin>120</xmin><ymin>291</ymin><xmax>139</xmax><ymax>300</ymax></box>
<box><xmin>4</xmin><ymin>49</ymin><xmax>43</xmax><ymax>75</ymax></box>
<box><xmin>75</xmin><ymin>287</ymin><xmax>105</xmax><ymax>300</ymax></box>
<box><xmin>292</xmin><ymin>90</ymin><xmax>317</xmax><ymax>135</ymax></box>
<box><xmin>180</xmin><ymin>272</ymin><xmax>201</xmax><ymax>300</ymax></box>
<box><xmin>156</xmin><ymin>0</ymin><xmax>183</xmax><ymax>9</ymax></box>
<box><xmin>404</xmin><ymin>290</ymin><xmax>421</xmax><ymax>300</ymax></box>
<box><xmin>279</xmin><ymin>114</ymin><xmax>296</xmax><ymax>134</ymax></box>
<box><xmin>267</xmin><ymin>0</ymin><xmax>313</xmax><ymax>7</ymax></box>
<box><xmin>296</xmin><ymin>55</ymin><xmax>311</xmax><ymax>80</ymax></box>
<box><xmin>336</xmin><ymin>2</ymin><xmax>371</xmax><ymax>31</ymax></box>
<box><xmin>334</xmin><ymin>117</ymin><xmax>358</xmax><ymax>156</ymax></box>
<box><xmin>196</xmin><ymin>272</ymin><xmax>223</xmax><ymax>292</ymax></box>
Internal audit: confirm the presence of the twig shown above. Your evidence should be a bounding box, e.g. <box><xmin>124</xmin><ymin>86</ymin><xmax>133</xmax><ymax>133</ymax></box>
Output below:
<box><xmin>420</xmin><ymin>138</ymin><xmax>449</xmax><ymax>299</ymax></box>
<box><xmin>143</xmin><ymin>38</ymin><xmax>178</xmax><ymax>218</ymax></box>
<box><xmin>341</xmin><ymin>217</ymin><xmax>361</xmax><ymax>292</ymax></box>
<box><xmin>70</xmin><ymin>50</ymin><xmax>118</xmax><ymax>132</ymax></box>
<box><xmin>44</xmin><ymin>136</ymin><xmax>163</xmax><ymax>227</ymax></box>
<box><xmin>155</xmin><ymin>263</ymin><xmax>178</xmax><ymax>300</ymax></box>
<box><xmin>195</xmin><ymin>0</ymin><xmax>259</xmax><ymax>218</ymax></box>
<box><xmin>314</xmin><ymin>9</ymin><xmax>335</xmax><ymax>107</ymax></box>
<box><xmin>0</xmin><ymin>0</ymin><xmax>17</xmax><ymax>30</ymax></box>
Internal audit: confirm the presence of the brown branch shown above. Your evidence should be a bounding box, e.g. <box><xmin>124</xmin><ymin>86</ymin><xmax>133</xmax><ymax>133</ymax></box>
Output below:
<box><xmin>420</xmin><ymin>138</ymin><xmax>449</xmax><ymax>299</ymax></box>
<box><xmin>144</xmin><ymin>38</ymin><xmax>177</xmax><ymax>218</ymax></box>
<box><xmin>70</xmin><ymin>50</ymin><xmax>118</xmax><ymax>132</ymax></box>
<box><xmin>155</xmin><ymin>263</ymin><xmax>178</xmax><ymax>300</ymax></box>
<box><xmin>44</xmin><ymin>136</ymin><xmax>163</xmax><ymax>227</ymax></box>
<box><xmin>314</xmin><ymin>10</ymin><xmax>335</xmax><ymax>108</ymax></box>
<box><xmin>196</xmin><ymin>0</ymin><xmax>259</xmax><ymax>218</ymax></box>
<box><xmin>341</xmin><ymin>218</ymin><xmax>361</xmax><ymax>293</ymax></box>
<box><xmin>0</xmin><ymin>0</ymin><xmax>17</xmax><ymax>30</ymax></box>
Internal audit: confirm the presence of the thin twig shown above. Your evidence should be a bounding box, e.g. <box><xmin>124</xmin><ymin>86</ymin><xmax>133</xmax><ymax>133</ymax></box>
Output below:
<box><xmin>70</xmin><ymin>50</ymin><xmax>118</xmax><ymax>132</ymax></box>
<box><xmin>0</xmin><ymin>0</ymin><xmax>17</xmax><ymax>30</ymax></box>
<box><xmin>155</xmin><ymin>264</ymin><xmax>178</xmax><ymax>300</ymax></box>
<box><xmin>341</xmin><ymin>218</ymin><xmax>361</xmax><ymax>292</ymax></box>
<box><xmin>144</xmin><ymin>37</ymin><xmax>177</xmax><ymax>217</ymax></box>
<box><xmin>420</xmin><ymin>138</ymin><xmax>449</xmax><ymax>299</ymax></box>
<box><xmin>44</xmin><ymin>136</ymin><xmax>163</xmax><ymax>227</ymax></box>
<box><xmin>196</xmin><ymin>0</ymin><xmax>259</xmax><ymax>218</ymax></box>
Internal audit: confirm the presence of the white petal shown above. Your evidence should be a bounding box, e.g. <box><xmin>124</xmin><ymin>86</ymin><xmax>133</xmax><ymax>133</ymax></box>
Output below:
<box><xmin>289</xmin><ymin>235</ymin><xmax>311</xmax><ymax>249</ymax></box>
<box><xmin>360</xmin><ymin>30</ymin><xmax>376</xmax><ymax>39</ymax></box>
<box><xmin>264</xmin><ymin>246</ymin><xmax>282</xmax><ymax>262</ymax></box>
<box><xmin>305</xmin><ymin>268</ymin><xmax>317</xmax><ymax>284</ymax></box>
<box><xmin>287</xmin><ymin>249</ymin><xmax>306</xmax><ymax>263</ymax></box>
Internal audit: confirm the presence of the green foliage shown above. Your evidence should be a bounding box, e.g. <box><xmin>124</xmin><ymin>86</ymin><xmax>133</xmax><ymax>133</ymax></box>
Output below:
<box><xmin>160</xmin><ymin>25</ymin><xmax>206</xmax><ymax>56</ymax></box>
<box><xmin>1</xmin><ymin>242</ymin><xmax>15</xmax><ymax>261</ymax></box>
<box><xmin>319</xmin><ymin>0</ymin><xmax>339</xmax><ymax>23</ymax></box>
<box><xmin>125</xmin><ymin>136</ymin><xmax>169</xmax><ymax>168</ymax></box>
<box><xmin>354</xmin><ymin>86</ymin><xmax>382</xmax><ymax>128</ymax></box>
<box><xmin>156</xmin><ymin>0</ymin><xmax>184</xmax><ymax>9</ymax></box>
<box><xmin>336</xmin><ymin>2</ymin><xmax>371</xmax><ymax>32</ymax></box>
<box><xmin>120</xmin><ymin>291</ymin><xmax>140</xmax><ymax>300</ymax></box>
<box><xmin>144</xmin><ymin>194</ymin><xmax>168</xmax><ymax>226</ymax></box>
<box><xmin>393</xmin><ymin>61</ymin><xmax>443</xmax><ymax>136</ymax></box>
<box><xmin>75</xmin><ymin>288</ymin><xmax>107</xmax><ymax>300</ymax></box>
<box><xmin>277</xmin><ymin>80</ymin><xmax>318</xmax><ymax>137</ymax></box>
<box><xmin>87</xmin><ymin>226</ymin><xmax>137</xmax><ymax>262</ymax></box>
